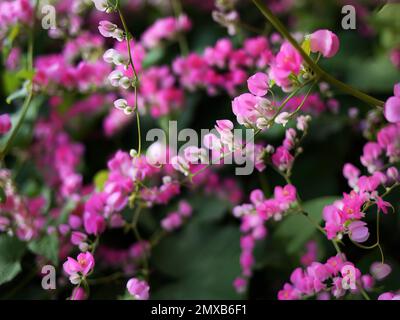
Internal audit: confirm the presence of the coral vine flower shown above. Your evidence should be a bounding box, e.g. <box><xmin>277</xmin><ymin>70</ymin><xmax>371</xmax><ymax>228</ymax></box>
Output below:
<box><xmin>309</xmin><ymin>29</ymin><xmax>340</xmax><ymax>58</ymax></box>
<box><xmin>63</xmin><ymin>252</ymin><xmax>95</xmax><ymax>283</ymax></box>
<box><xmin>384</xmin><ymin>83</ymin><xmax>400</xmax><ymax>123</ymax></box>
<box><xmin>247</xmin><ymin>72</ymin><xmax>269</xmax><ymax>96</ymax></box>
<box><xmin>127</xmin><ymin>278</ymin><xmax>150</xmax><ymax>300</ymax></box>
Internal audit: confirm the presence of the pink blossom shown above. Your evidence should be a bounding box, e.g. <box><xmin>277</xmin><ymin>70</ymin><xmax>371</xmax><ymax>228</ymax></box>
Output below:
<box><xmin>274</xmin><ymin>184</ymin><xmax>297</xmax><ymax>208</ymax></box>
<box><xmin>161</xmin><ymin>212</ymin><xmax>182</xmax><ymax>231</ymax></box>
<box><xmin>178</xmin><ymin>200</ymin><xmax>192</xmax><ymax>217</ymax></box>
<box><xmin>269</xmin><ymin>42</ymin><xmax>302</xmax><ymax>90</ymax></box>
<box><xmin>384</xmin><ymin>83</ymin><xmax>400</xmax><ymax>123</ymax></box>
<box><xmin>71</xmin><ymin>231</ymin><xmax>87</xmax><ymax>246</ymax></box>
<box><xmin>233</xmin><ymin>277</ymin><xmax>247</xmax><ymax>294</ymax></box>
<box><xmin>348</xmin><ymin>221</ymin><xmax>369</xmax><ymax>243</ymax></box>
<box><xmin>271</xmin><ymin>146</ymin><xmax>294</xmax><ymax>171</ymax></box>
<box><xmin>84</xmin><ymin>211</ymin><xmax>106</xmax><ymax>235</ymax></box>
<box><xmin>127</xmin><ymin>278</ymin><xmax>149</xmax><ymax>300</ymax></box>
<box><xmin>247</xmin><ymin>72</ymin><xmax>269</xmax><ymax>96</ymax></box>
<box><xmin>63</xmin><ymin>252</ymin><xmax>95</xmax><ymax>278</ymax></box>
<box><xmin>370</xmin><ymin>262</ymin><xmax>392</xmax><ymax>280</ymax></box>
<box><xmin>378</xmin><ymin>292</ymin><xmax>400</xmax><ymax>300</ymax></box>
<box><xmin>309</xmin><ymin>29</ymin><xmax>340</xmax><ymax>58</ymax></box>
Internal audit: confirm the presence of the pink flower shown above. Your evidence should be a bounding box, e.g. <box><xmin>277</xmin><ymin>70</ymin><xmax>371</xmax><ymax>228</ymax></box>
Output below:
<box><xmin>343</xmin><ymin>163</ymin><xmax>360</xmax><ymax>188</ymax></box>
<box><xmin>233</xmin><ymin>277</ymin><xmax>247</xmax><ymax>294</ymax></box>
<box><xmin>323</xmin><ymin>205</ymin><xmax>344</xmax><ymax>240</ymax></box>
<box><xmin>309</xmin><ymin>29</ymin><xmax>340</xmax><ymax>58</ymax></box>
<box><xmin>0</xmin><ymin>114</ymin><xmax>12</xmax><ymax>135</ymax></box>
<box><xmin>378</xmin><ymin>292</ymin><xmax>400</xmax><ymax>300</ymax></box>
<box><xmin>161</xmin><ymin>212</ymin><xmax>182</xmax><ymax>231</ymax></box>
<box><xmin>63</xmin><ymin>252</ymin><xmax>95</xmax><ymax>281</ymax></box>
<box><xmin>269</xmin><ymin>42</ymin><xmax>302</xmax><ymax>90</ymax></box>
<box><xmin>361</xmin><ymin>275</ymin><xmax>375</xmax><ymax>291</ymax></box>
<box><xmin>127</xmin><ymin>278</ymin><xmax>149</xmax><ymax>300</ymax></box>
<box><xmin>348</xmin><ymin>221</ymin><xmax>369</xmax><ymax>243</ymax></box>
<box><xmin>98</xmin><ymin>21</ymin><xmax>124</xmax><ymax>41</ymax></box>
<box><xmin>278</xmin><ymin>283</ymin><xmax>301</xmax><ymax>300</ymax></box>
<box><xmin>384</xmin><ymin>83</ymin><xmax>400</xmax><ymax>123</ymax></box>
<box><xmin>271</xmin><ymin>146</ymin><xmax>294</xmax><ymax>171</ymax></box>
<box><xmin>370</xmin><ymin>262</ymin><xmax>392</xmax><ymax>280</ymax></box>
<box><xmin>84</xmin><ymin>211</ymin><xmax>106</xmax><ymax>235</ymax></box>
<box><xmin>274</xmin><ymin>184</ymin><xmax>297</xmax><ymax>208</ymax></box>
<box><xmin>247</xmin><ymin>72</ymin><xmax>269</xmax><ymax>96</ymax></box>
<box><xmin>178</xmin><ymin>200</ymin><xmax>192</xmax><ymax>217</ymax></box>
<box><xmin>71</xmin><ymin>231</ymin><xmax>87</xmax><ymax>246</ymax></box>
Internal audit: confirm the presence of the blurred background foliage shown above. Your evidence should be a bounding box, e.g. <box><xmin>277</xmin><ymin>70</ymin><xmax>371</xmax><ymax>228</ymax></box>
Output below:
<box><xmin>0</xmin><ymin>0</ymin><xmax>400</xmax><ymax>299</ymax></box>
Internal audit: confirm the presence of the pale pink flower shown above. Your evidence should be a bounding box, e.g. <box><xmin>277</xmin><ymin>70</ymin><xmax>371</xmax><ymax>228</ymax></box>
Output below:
<box><xmin>370</xmin><ymin>262</ymin><xmax>392</xmax><ymax>280</ymax></box>
<box><xmin>127</xmin><ymin>278</ymin><xmax>149</xmax><ymax>300</ymax></box>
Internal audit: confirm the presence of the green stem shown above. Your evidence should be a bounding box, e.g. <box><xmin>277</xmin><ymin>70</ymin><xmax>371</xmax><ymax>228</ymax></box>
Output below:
<box><xmin>0</xmin><ymin>88</ymin><xmax>33</xmax><ymax>161</ymax></box>
<box><xmin>170</xmin><ymin>0</ymin><xmax>189</xmax><ymax>56</ymax></box>
<box><xmin>0</xmin><ymin>0</ymin><xmax>40</xmax><ymax>162</ymax></box>
<box><xmin>118</xmin><ymin>9</ymin><xmax>142</xmax><ymax>156</ymax></box>
<box><xmin>251</xmin><ymin>0</ymin><xmax>384</xmax><ymax>108</ymax></box>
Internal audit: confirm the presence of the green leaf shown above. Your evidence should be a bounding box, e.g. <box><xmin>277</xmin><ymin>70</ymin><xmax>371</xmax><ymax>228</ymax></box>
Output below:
<box><xmin>16</xmin><ymin>69</ymin><xmax>35</xmax><ymax>81</ymax></box>
<box><xmin>273</xmin><ymin>196</ymin><xmax>338</xmax><ymax>254</ymax></box>
<box><xmin>2</xmin><ymin>71</ymin><xmax>20</xmax><ymax>96</ymax></box>
<box><xmin>6</xmin><ymin>86</ymin><xmax>27</xmax><ymax>104</ymax></box>
<box><xmin>28</xmin><ymin>233</ymin><xmax>59</xmax><ymax>265</ymax></box>
<box><xmin>151</xmin><ymin>210</ymin><xmax>241</xmax><ymax>299</ymax></box>
<box><xmin>0</xmin><ymin>235</ymin><xmax>26</xmax><ymax>285</ymax></box>
<box><xmin>187</xmin><ymin>194</ymin><xmax>230</xmax><ymax>223</ymax></box>
<box><xmin>142</xmin><ymin>47</ymin><xmax>165</xmax><ymax>68</ymax></box>
<box><xmin>94</xmin><ymin>170</ymin><xmax>109</xmax><ymax>191</ymax></box>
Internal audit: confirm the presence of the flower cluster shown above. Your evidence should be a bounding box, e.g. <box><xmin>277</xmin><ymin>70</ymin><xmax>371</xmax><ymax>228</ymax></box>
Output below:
<box><xmin>323</xmin><ymin>121</ymin><xmax>400</xmax><ymax>243</ymax></box>
<box><xmin>141</xmin><ymin>15</ymin><xmax>192</xmax><ymax>49</ymax></box>
<box><xmin>0</xmin><ymin>170</ymin><xmax>46</xmax><ymax>241</ymax></box>
<box><xmin>233</xmin><ymin>184</ymin><xmax>297</xmax><ymax>292</ymax></box>
<box><xmin>161</xmin><ymin>200</ymin><xmax>192</xmax><ymax>232</ymax></box>
<box><xmin>31</xmin><ymin>115</ymin><xmax>84</xmax><ymax>201</ymax></box>
<box><xmin>173</xmin><ymin>37</ymin><xmax>273</xmax><ymax>95</ymax></box>
<box><xmin>0</xmin><ymin>0</ymin><xmax>32</xmax><ymax>41</ymax></box>
<box><xmin>277</xmin><ymin>255</ymin><xmax>388</xmax><ymax>300</ymax></box>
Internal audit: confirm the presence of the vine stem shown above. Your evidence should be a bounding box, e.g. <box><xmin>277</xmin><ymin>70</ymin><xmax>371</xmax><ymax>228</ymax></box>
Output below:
<box><xmin>117</xmin><ymin>8</ymin><xmax>142</xmax><ymax>156</ymax></box>
<box><xmin>170</xmin><ymin>0</ymin><xmax>189</xmax><ymax>56</ymax></box>
<box><xmin>0</xmin><ymin>0</ymin><xmax>40</xmax><ymax>162</ymax></box>
<box><xmin>251</xmin><ymin>0</ymin><xmax>384</xmax><ymax>108</ymax></box>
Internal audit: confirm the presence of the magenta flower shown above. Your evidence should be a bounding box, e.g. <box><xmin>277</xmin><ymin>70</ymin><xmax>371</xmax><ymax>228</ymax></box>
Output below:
<box><xmin>70</xmin><ymin>231</ymin><xmax>87</xmax><ymax>246</ymax></box>
<box><xmin>84</xmin><ymin>211</ymin><xmax>106</xmax><ymax>235</ymax></box>
<box><xmin>127</xmin><ymin>278</ymin><xmax>150</xmax><ymax>300</ymax></box>
<box><xmin>384</xmin><ymin>83</ymin><xmax>400</xmax><ymax>123</ymax></box>
<box><xmin>247</xmin><ymin>72</ymin><xmax>269</xmax><ymax>96</ymax></box>
<box><xmin>63</xmin><ymin>252</ymin><xmax>95</xmax><ymax>283</ymax></box>
<box><xmin>161</xmin><ymin>212</ymin><xmax>182</xmax><ymax>231</ymax></box>
<box><xmin>271</xmin><ymin>146</ymin><xmax>294</xmax><ymax>171</ymax></box>
<box><xmin>378</xmin><ymin>292</ymin><xmax>400</xmax><ymax>300</ymax></box>
<box><xmin>309</xmin><ymin>29</ymin><xmax>340</xmax><ymax>58</ymax></box>
<box><xmin>0</xmin><ymin>114</ymin><xmax>12</xmax><ymax>135</ymax></box>
<box><xmin>370</xmin><ymin>262</ymin><xmax>392</xmax><ymax>280</ymax></box>
<box><xmin>348</xmin><ymin>221</ymin><xmax>369</xmax><ymax>243</ymax></box>
<box><xmin>233</xmin><ymin>277</ymin><xmax>247</xmax><ymax>294</ymax></box>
